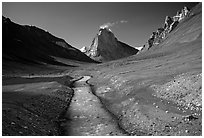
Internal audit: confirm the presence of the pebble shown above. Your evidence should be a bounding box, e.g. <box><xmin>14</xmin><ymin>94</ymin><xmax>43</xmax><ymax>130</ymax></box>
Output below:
<box><xmin>23</xmin><ymin>126</ymin><xmax>28</xmax><ymax>129</ymax></box>
<box><xmin>11</xmin><ymin>122</ymin><xmax>15</xmax><ymax>125</ymax></box>
<box><xmin>185</xmin><ymin>130</ymin><xmax>189</xmax><ymax>133</ymax></box>
<box><xmin>177</xmin><ymin>107</ymin><xmax>181</xmax><ymax>110</ymax></box>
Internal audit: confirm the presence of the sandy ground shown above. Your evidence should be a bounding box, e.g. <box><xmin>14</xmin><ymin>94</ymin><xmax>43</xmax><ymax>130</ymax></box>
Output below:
<box><xmin>2</xmin><ymin>76</ymin><xmax>74</xmax><ymax>136</ymax></box>
<box><xmin>63</xmin><ymin>76</ymin><xmax>127</xmax><ymax>136</ymax></box>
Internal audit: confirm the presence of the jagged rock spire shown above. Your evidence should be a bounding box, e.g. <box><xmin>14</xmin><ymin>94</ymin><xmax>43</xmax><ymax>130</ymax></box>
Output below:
<box><xmin>82</xmin><ymin>27</ymin><xmax>138</xmax><ymax>62</ymax></box>
<box><xmin>143</xmin><ymin>6</ymin><xmax>190</xmax><ymax>50</ymax></box>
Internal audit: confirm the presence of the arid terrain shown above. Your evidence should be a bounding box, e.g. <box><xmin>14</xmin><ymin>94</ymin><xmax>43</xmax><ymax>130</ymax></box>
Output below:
<box><xmin>68</xmin><ymin>3</ymin><xmax>202</xmax><ymax>136</ymax></box>
<box><xmin>2</xmin><ymin>3</ymin><xmax>202</xmax><ymax>136</ymax></box>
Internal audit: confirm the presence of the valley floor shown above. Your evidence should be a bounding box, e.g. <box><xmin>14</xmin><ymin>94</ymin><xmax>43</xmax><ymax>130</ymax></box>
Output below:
<box><xmin>2</xmin><ymin>69</ymin><xmax>202</xmax><ymax>136</ymax></box>
<box><xmin>2</xmin><ymin>75</ymin><xmax>74</xmax><ymax>136</ymax></box>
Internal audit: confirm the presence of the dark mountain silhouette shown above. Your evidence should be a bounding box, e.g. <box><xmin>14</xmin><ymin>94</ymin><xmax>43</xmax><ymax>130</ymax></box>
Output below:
<box><xmin>81</xmin><ymin>28</ymin><xmax>139</xmax><ymax>62</ymax></box>
<box><xmin>2</xmin><ymin>16</ymin><xmax>96</xmax><ymax>68</ymax></box>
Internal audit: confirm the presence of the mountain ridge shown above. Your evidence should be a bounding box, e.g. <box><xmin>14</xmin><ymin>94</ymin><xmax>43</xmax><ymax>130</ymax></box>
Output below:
<box><xmin>2</xmin><ymin>16</ymin><xmax>97</xmax><ymax>69</ymax></box>
<box><xmin>140</xmin><ymin>6</ymin><xmax>191</xmax><ymax>52</ymax></box>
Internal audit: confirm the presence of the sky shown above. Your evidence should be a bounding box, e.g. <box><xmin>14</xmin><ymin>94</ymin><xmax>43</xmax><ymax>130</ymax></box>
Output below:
<box><xmin>2</xmin><ymin>2</ymin><xmax>198</xmax><ymax>49</ymax></box>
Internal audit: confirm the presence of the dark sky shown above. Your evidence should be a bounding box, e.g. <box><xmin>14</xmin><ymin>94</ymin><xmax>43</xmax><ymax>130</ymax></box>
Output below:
<box><xmin>2</xmin><ymin>2</ymin><xmax>198</xmax><ymax>49</ymax></box>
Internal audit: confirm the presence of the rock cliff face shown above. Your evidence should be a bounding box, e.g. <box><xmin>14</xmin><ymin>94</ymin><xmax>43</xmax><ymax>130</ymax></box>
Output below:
<box><xmin>83</xmin><ymin>28</ymin><xmax>139</xmax><ymax>62</ymax></box>
<box><xmin>142</xmin><ymin>6</ymin><xmax>190</xmax><ymax>51</ymax></box>
<box><xmin>80</xmin><ymin>46</ymin><xmax>88</xmax><ymax>53</ymax></box>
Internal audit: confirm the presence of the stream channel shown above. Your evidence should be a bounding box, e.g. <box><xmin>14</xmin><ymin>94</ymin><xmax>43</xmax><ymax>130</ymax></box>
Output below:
<box><xmin>62</xmin><ymin>76</ymin><xmax>127</xmax><ymax>136</ymax></box>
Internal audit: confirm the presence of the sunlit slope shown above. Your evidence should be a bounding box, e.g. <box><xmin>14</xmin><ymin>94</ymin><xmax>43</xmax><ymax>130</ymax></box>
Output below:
<box><xmin>85</xmin><ymin>3</ymin><xmax>202</xmax><ymax>136</ymax></box>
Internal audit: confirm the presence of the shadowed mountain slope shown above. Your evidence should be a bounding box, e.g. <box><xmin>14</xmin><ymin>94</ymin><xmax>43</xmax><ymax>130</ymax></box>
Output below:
<box><xmin>2</xmin><ymin>16</ymin><xmax>96</xmax><ymax>69</ymax></box>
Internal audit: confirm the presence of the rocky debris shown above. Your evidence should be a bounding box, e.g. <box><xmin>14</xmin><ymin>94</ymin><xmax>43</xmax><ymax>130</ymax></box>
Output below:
<box><xmin>92</xmin><ymin>72</ymin><xmax>202</xmax><ymax>136</ymax></box>
<box><xmin>89</xmin><ymin>57</ymin><xmax>202</xmax><ymax>136</ymax></box>
<box><xmin>104</xmin><ymin>90</ymin><xmax>201</xmax><ymax>136</ymax></box>
<box><xmin>2</xmin><ymin>91</ymin><xmax>73</xmax><ymax>136</ymax></box>
<box><xmin>2</xmin><ymin>78</ymin><xmax>74</xmax><ymax>136</ymax></box>
<box><xmin>151</xmin><ymin>72</ymin><xmax>202</xmax><ymax>112</ymax></box>
<box><xmin>82</xmin><ymin>28</ymin><xmax>138</xmax><ymax>62</ymax></box>
<box><xmin>144</xmin><ymin>6</ymin><xmax>190</xmax><ymax>50</ymax></box>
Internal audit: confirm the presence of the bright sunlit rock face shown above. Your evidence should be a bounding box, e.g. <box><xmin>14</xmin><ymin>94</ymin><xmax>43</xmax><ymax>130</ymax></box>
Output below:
<box><xmin>99</xmin><ymin>23</ymin><xmax>111</xmax><ymax>30</ymax></box>
<box><xmin>135</xmin><ymin>46</ymin><xmax>144</xmax><ymax>51</ymax></box>
<box><xmin>99</xmin><ymin>25</ymin><xmax>112</xmax><ymax>32</ymax></box>
<box><xmin>80</xmin><ymin>46</ymin><xmax>87</xmax><ymax>53</ymax></box>
<box><xmin>83</xmin><ymin>27</ymin><xmax>138</xmax><ymax>62</ymax></box>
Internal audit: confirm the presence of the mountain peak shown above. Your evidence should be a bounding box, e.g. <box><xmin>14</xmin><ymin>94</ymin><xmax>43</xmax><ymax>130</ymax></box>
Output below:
<box><xmin>2</xmin><ymin>16</ymin><xmax>11</xmax><ymax>24</ymax></box>
<box><xmin>82</xmin><ymin>27</ymin><xmax>138</xmax><ymax>62</ymax></box>
<box><xmin>99</xmin><ymin>27</ymin><xmax>112</xmax><ymax>31</ymax></box>
<box><xmin>98</xmin><ymin>27</ymin><xmax>112</xmax><ymax>36</ymax></box>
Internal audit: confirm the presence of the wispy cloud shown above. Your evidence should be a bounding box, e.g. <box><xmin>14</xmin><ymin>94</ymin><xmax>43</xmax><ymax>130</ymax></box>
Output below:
<box><xmin>120</xmin><ymin>20</ymin><xmax>128</xmax><ymax>23</ymax></box>
<box><xmin>100</xmin><ymin>20</ymin><xmax>128</xmax><ymax>29</ymax></box>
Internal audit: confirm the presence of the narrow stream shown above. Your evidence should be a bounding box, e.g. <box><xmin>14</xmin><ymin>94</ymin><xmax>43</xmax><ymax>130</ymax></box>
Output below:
<box><xmin>63</xmin><ymin>76</ymin><xmax>127</xmax><ymax>136</ymax></box>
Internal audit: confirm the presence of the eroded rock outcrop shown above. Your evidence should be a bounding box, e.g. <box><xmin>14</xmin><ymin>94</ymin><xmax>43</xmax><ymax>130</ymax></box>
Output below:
<box><xmin>143</xmin><ymin>6</ymin><xmax>190</xmax><ymax>50</ymax></box>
